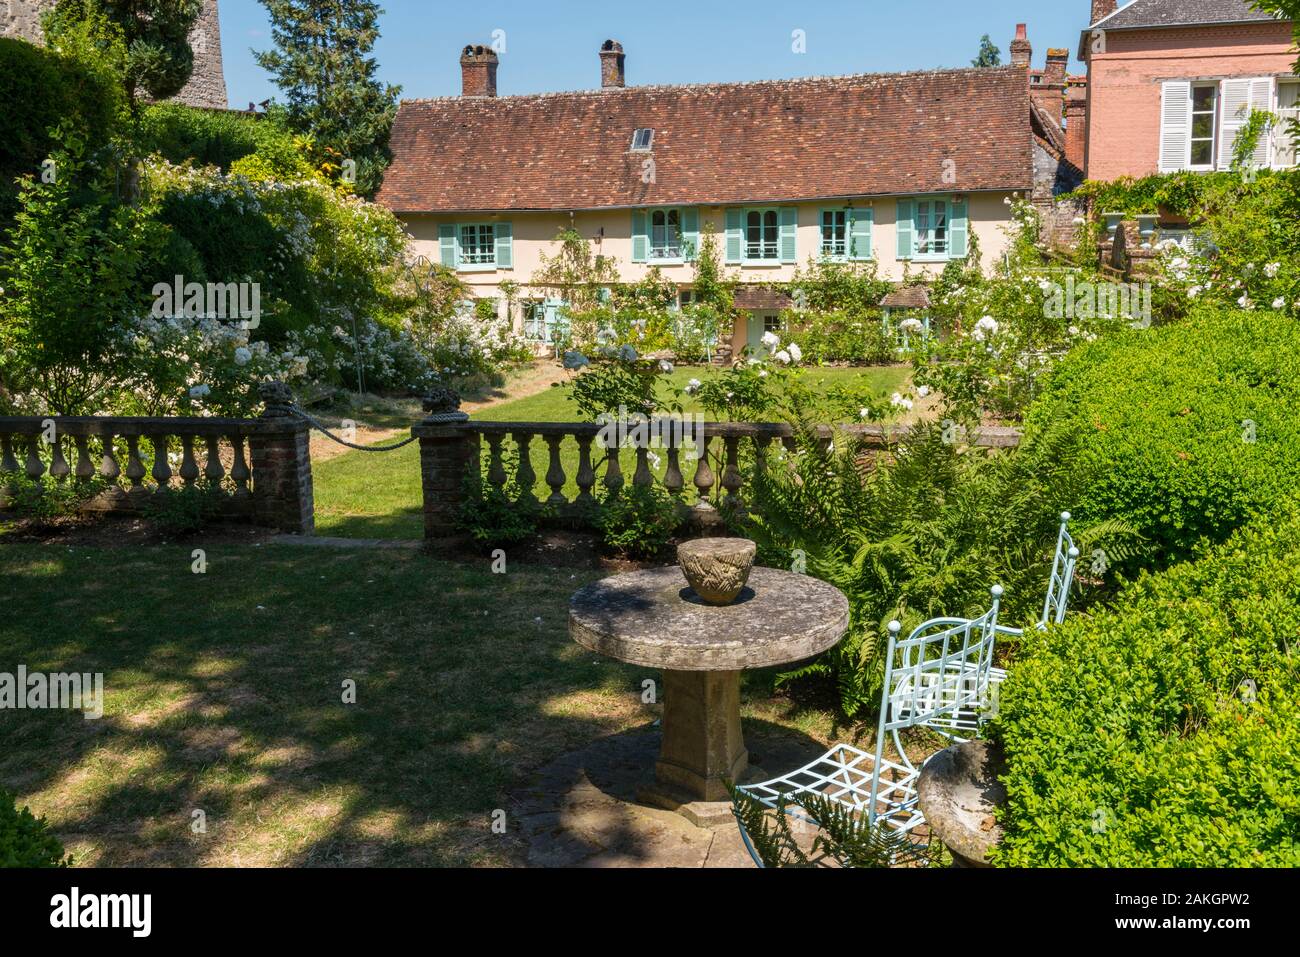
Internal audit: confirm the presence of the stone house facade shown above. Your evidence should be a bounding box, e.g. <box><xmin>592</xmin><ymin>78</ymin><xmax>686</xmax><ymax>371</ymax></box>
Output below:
<box><xmin>1081</xmin><ymin>0</ymin><xmax>1297</xmax><ymax>180</ymax></box>
<box><xmin>377</xmin><ymin>29</ymin><xmax>1082</xmax><ymax>357</ymax></box>
<box><xmin>2</xmin><ymin>0</ymin><xmax>228</xmax><ymax>110</ymax></box>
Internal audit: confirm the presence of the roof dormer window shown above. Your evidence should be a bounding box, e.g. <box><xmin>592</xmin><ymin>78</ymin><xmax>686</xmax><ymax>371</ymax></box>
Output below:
<box><xmin>630</xmin><ymin>128</ymin><xmax>654</xmax><ymax>151</ymax></box>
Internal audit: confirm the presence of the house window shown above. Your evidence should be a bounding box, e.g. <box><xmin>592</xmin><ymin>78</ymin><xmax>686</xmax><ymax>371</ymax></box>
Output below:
<box><xmin>1190</xmin><ymin>83</ymin><xmax>1218</xmax><ymax>169</ymax></box>
<box><xmin>459</xmin><ymin>223</ymin><xmax>496</xmax><ymax>266</ymax></box>
<box><xmin>763</xmin><ymin>315</ymin><xmax>782</xmax><ymax>336</ymax></box>
<box><xmin>631</xmin><ymin>128</ymin><xmax>654</xmax><ymax>151</ymax></box>
<box><xmin>821</xmin><ymin>210</ymin><xmax>847</xmax><ymax>258</ymax></box>
<box><xmin>677</xmin><ymin>289</ymin><xmax>696</xmax><ymax>309</ymax></box>
<box><xmin>745</xmin><ymin>209</ymin><xmax>779</xmax><ymax>260</ymax></box>
<box><xmin>915</xmin><ymin>200</ymin><xmax>948</xmax><ymax>257</ymax></box>
<box><xmin>650</xmin><ymin>209</ymin><xmax>681</xmax><ymax>259</ymax></box>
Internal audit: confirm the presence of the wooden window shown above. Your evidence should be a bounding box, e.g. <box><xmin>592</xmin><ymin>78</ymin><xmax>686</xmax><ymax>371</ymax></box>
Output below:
<box><xmin>745</xmin><ymin>209</ymin><xmax>780</xmax><ymax>260</ymax></box>
<box><xmin>821</xmin><ymin>209</ymin><xmax>847</xmax><ymax>258</ymax></box>
<box><xmin>458</xmin><ymin>223</ymin><xmax>497</xmax><ymax>266</ymax></box>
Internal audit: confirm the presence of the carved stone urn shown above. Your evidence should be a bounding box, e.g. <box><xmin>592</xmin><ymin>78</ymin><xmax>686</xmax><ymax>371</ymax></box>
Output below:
<box><xmin>676</xmin><ymin>538</ymin><xmax>757</xmax><ymax>606</ymax></box>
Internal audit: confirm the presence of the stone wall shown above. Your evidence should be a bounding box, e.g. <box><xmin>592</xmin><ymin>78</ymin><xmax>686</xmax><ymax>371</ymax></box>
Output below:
<box><xmin>2</xmin><ymin>0</ymin><xmax>227</xmax><ymax>110</ymax></box>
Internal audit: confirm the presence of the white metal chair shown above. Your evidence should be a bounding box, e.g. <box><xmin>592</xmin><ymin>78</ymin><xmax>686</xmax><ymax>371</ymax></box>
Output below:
<box><xmin>733</xmin><ymin>586</ymin><xmax>1004</xmax><ymax>864</ymax></box>
<box><xmin>984</xmin><ymin>511</ymin><xmax>1079</xmax><ymax>696</ymax></box>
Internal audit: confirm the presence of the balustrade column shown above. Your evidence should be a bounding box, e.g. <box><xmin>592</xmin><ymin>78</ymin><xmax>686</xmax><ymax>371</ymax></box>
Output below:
<box><xmin>721</xmin><ymin>436</ymin><xmax>743</xmax><ymax>501</ymax></box>
<box><xmin>543</xmin><ymin>434</ymin><xmax>568</xmax><ymax>506</ymax></box>
<box><xmin>513</xmin><ymin>432</ymin><xmax>538</xmax><ymax>507</ymax></box>
<box><xmin>574</xmin><ymin>435</ymin><xmax>597</xmax><ymax>505</ymax></box>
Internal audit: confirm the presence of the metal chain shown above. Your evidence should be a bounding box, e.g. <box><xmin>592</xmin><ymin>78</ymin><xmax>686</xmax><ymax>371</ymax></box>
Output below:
<box><xmin>288</xmin><ymin>404</ymin><xmax>419</xmax><ymax>453</ymax></box>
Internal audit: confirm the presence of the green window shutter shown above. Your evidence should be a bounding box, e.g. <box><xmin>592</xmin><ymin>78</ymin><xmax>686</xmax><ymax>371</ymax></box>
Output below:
<box><xmin>681</xmin><ymin>207</ymin><xmax>700</xmax><ymax>261</ymax></box>
<box><xmin>494</xmin><ymin>222</ymin><xmax>513</xmax><ymax>269</ymax></box>
<box><xmin>948</xmin><ymin>199</ymin><xmax>968</xmax><ymax>259</ymax></box>
<box><xmin>438</xmin><ymin>224</ymin><xmax>458</xmax><ymax>267</ymax></box>
<box><xmin>896</xmin><ymin>200</ymin><xmax>914</xmax><ymax>260</ymax></box>
<box><xmin>631</xmin><ymin>211</ymin><xmax>649</xmax><ymax>263</ymax></box>
<box><xmin>725</xmin><ymin>209</ymin><xmax>743</xmax><ymax>264</ymax></box>
<box><xmin>849</xmin><ymin>207</ymin><xmax>873</xmax><ymax>261</ymax></box>
<box><xmin>779</xmin><ymin>207</ymin><xmax>798</xmax><ymax>263</ymax></box>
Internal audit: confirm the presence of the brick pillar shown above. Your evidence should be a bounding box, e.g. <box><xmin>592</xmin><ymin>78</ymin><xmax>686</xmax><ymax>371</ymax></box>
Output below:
<box><xmin>413</xmin><ymin>387</ymin><xmax>477</xmax><ymax>539</ymax></box>
<box><xmin>249</xmin><ymin>382</ymin><xmax>314</xmax><ymax>535</ymax></box>
<box><xmin>417</xmin><ymin>425</ymin><xmax>480</xmax><ymax>538</ymax></box>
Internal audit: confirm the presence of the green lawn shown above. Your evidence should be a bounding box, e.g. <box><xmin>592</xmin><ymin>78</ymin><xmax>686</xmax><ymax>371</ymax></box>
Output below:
<box><xmin>313</xmin><ymin>364</ymin><xmax>911</xmax><ymax>540</ymax></box>
<box><xmin>0</xmin><ymin>543</ymin><xmax>842</xmax><ymax>866</ymax></box>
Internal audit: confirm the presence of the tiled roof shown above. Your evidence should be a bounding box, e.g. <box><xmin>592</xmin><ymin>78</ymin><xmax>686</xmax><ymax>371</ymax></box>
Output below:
<box><xmin>880</xmin><ymin>286</ymin><xmax>931</xmax><ymax>309</ymax></box>
<box><xmin>376</xmin><ymin>67</ymin><xmax>1034</xmax><ymax>214</ymax></box>
<box><xmin>733</xmin><ymin>287</ymin><xmax>793</xmax><ymax>311</ymax></box>
<box><xmin>1092</xmin><ymin>0</ymin><xmax>1285</xmax><ymax>29</ymax></box>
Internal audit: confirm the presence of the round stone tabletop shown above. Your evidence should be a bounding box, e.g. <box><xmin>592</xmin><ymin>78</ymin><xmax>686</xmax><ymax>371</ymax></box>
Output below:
<box><xmin>569</xmin><ymin>566</ymin><xmax>850</xmax><ymax>672</ymax></box>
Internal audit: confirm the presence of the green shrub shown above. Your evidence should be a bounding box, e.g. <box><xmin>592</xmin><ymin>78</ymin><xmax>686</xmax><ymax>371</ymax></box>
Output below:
<box><xmin>0</xmin><ymin>34</ymin><xmax>124</xmax><ymax>224</ymax></box>
<box><xmin>455</xmin><ymin>472</ymin><xmax>544</xmax><ymax>548</ymax></box>
<box><xmin>137</xmin><ymin>103</ymin><xmax>313</xmax><ymax>177</ymax></box>
<box><xmin>596</xmin><ymin>484</ymin><xmax>681</xmax><ymax>558</ymax></box>
<box><xmin>1024</xmin><ymin>306</ymin><xmax>1300</xmax><ymax>571</ymax></box>
<box><xmin>0</xmin><ymin>472</ymin><xmax>109</xmax><ymax>524</ymax></box>
<box><xmin>0</xmin><ymin>789</ymin><xmax>71</xmax><ymax>868</ymax></box>
<box><xmin>991</xmin><ymin>507</ymin><xmax>1300</xmax><ymax>867</ymax></box>
<box><xmin>142</xmin><ymin>483</ymin><xmax>224</xmax><ymax>535</ymax></box>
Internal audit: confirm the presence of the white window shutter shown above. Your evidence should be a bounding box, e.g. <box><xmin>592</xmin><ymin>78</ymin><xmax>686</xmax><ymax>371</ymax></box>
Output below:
<box><xmin>1218</xmin><ymin>79</ymin><xmax>1252</xmax><ymax>169</ymax></box>
<box><xmin>1275</xmin><ymin>82</ymin><xmax>1299</xmax><ymax>168</ymax></box>
<box><xmin>1159</xmin><ymin>81</ymin><xmax>1192</xmax><ymax>172</ymax></box>
<box><xmin>1249</xmin><ymin>77</ymin><xmax>1275</xmax><ymax>169</ymax></box>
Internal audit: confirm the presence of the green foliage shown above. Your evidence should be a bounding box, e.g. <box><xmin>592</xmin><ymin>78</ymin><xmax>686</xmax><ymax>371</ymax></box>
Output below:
<box><xmin>728</xmin><ymin>784</ymin><xmax>941</xmax><ymax>867</ymax></box>
<box><xmin>1073</xmin><ymin>171</ymin><xmax>1229</xmax><ymax>217</ymax></box>
<box><xmin>137</xmin><ymin>104</ymin><xmax>315</xmax><ymax>178</ymax></box>
<box><xmin>743</xmin><ymin>418</ymin><xmax>1130</xmax><ymax>715</ymax></box>
<box><xmin>142</xmin><ymin>482</ymin><xmax>224</xmax><ymax>535</ymax></box>
<box><xmin>0</xmin><ymin>472</ymin><xmax>109</xmax><ymax>524</ymax></box>
<box><xmin>0</xmin><ymin>31</ymin><xmax>124</xmax><ymax>223</ymax></box>
<box><xmin>0</xmin><ymin>137</ymin><xmax>167</xmax><ymax>414</ymax></box>
<box><xmin>255</xmin><ymin>0</ymin><xmax>400</xmax><ymax>195</ymax></box>
<box><xmin>455</xmin><ymin>461</ymin><xmax>544</xmax><ymax>548</ymax></box>
<box><xmin>971</xmin><ymin>34</ymin><xmax>1002</xmax><ymax>68</ymax></box>
<box><xmin>564</xmin><ymin>348</ymin><xmax>677</xmax><ymax>420</ymax></box>
<box><xmin>0</xmin><ymin>789</ymin><xmax>72</xmax><ymax>868</ymax></box>
<box><xmin>776</xmin><ymin>257</ymin><xmax>896</xmax><ymax>364</ymax></box>
<box><xmin>991</xmin><ymin>507</ymin><xmax>1300</xmax><ymax>867</ymax></box>
<box><xmin>49</xmin><ymin>0</ymin><xmax>201</xmax><ymax>106</ymax></box>
<box><xmin>1024</xmin><ymin>307</ymin><xmax>1300</xmax><ymax>570</ymax></box>
<box><xmin>595</xmin><ymin>484</ymin><xmax>681</xmax><ymax>558</ymax></box>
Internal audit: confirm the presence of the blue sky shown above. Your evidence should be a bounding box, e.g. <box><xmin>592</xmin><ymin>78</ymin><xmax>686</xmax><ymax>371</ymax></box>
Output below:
<box><xmin>221</xmin><ymin>0</ymin><xmax>1115</xmax><ymax>109</ymax></box>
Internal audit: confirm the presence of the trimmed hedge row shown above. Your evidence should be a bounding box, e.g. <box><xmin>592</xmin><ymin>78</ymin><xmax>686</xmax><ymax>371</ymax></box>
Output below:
<box><xmin>991</xmin><ymin>508</ymin><xmax>1300</xmax><ymax>867</ymax></box>
<box><xmin>1023</xmin><ymin>307</ymin><xmax>1300</xmax><ymax>570</ymax></box>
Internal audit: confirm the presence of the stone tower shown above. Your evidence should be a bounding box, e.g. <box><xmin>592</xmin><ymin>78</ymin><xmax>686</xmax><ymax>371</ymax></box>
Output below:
<box><xmin>2</xmin><ymin>0</ymin><xmax>228</xmax><ymax>110</ymax></box>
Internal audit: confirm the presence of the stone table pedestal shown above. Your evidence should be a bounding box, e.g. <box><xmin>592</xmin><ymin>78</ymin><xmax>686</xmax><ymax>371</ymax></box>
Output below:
<box><xmin>569</xmin><ymin>565</ymin><xmax>848</xmax><ymax>823</ymax></box>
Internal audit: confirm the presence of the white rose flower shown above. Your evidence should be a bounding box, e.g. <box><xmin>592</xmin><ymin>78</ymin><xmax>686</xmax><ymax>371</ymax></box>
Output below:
<box><xmin>788</xmin><ymin>343</ymin><xmax>802</xmax><ymax>363</ymax></box>
<box><xmin>761</xmin><ymin>331</ymin><xmax>780</xmax><ymax>351</ymax></box>
<box><xmin>973</xmin><ymin>316</ymin><xmax>1000</xmax><ymax>341</ymax></box>
<box><xmin>1272</xmin><ymin>297</ymin><xmax>1286</xmax><ymax>310</ymax></box>
<box><xmin>658</xmin><ymin>359</ymin><xmax>674</xmax><ymax>374</ymax></box>
<box><xmin>773</xmin><ymin>349</ymin><xmax>792</xmax><ymax>365</ymax></box>
<box><xmin>917</xmin><ymin>385</ymin><xmax>930</xmax><ymax>398</ymax></box>
<box><xmin>1264</xmin><ymin>262</ymin><xmax>1281</xmax><ymax>278</ymax></box>
<box><xmin>684</xmin><ymin>378</ymin><xmax>702</xmax><ymax>395</ymax></box>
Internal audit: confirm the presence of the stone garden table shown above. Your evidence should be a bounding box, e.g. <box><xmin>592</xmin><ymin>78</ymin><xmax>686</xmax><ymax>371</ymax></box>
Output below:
<box><xmin>569</xmin><ymin>565</ymin><xmax>849</xmax><ymax>818</ymax></box>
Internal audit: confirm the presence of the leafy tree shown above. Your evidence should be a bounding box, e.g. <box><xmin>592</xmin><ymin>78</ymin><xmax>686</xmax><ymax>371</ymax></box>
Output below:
<box><xmin>45</xmin><ymin>0</ymin><xmax>201</xmax><ymax>110</ymax></box>
<box><xmin>971</xmin><ymin>34</ymin><xmax>1001</xmax><ymax>68</ymax></box>
<box><xmin>254</xmin><ymin>0</ymin><xmax>401</xmax><ymax>196</ymax></box>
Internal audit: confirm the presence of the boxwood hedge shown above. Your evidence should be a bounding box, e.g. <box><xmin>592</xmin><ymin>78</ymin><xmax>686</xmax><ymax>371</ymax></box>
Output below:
<box><xmin>1</xmin><ymin>788</ymin><xmax>71</xmax><ymax>868</ymax></box>
<box><xmin>990</xmin><ymin>507</ymin><xmax>1300</xmax><ymax>867</ymax></box>
<box><xmin>1023</xmin><ymin>307</ymin><xmax>1300</xmax><ymax>571</ymax></box>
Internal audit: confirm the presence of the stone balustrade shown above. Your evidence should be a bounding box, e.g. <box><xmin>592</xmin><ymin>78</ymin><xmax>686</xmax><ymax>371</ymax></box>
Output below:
<box><xmin>0</xmin><ymin>390</ymin><xmax>314</xmax><ymax>534</ymax></box>
<box><xmin>413</xmin><ymin>417</ymin><xmax>1022</xmax><ymax>539</ymax></box>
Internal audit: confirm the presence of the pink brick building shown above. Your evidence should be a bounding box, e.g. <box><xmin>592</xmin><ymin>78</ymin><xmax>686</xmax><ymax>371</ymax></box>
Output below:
<box><xmin>1081</xmin><ymin>0</ymin><xmax>1297</xmax><ymax>180</ymax></box>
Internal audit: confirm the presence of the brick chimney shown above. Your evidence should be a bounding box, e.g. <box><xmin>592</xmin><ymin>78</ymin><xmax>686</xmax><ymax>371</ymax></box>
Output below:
<box><xmin>1030</xmin><ymin>47</ymin><xmax>1070</xmax><ymax>126</ymax></box>
<box><xmin>600</xmin><ymin>39</ymin><xmax>626</xmax><ymax>89</ymax></box>
<box><xmin>1011</xmin><ymin>24</ymin><xmax>1032</xmax><ymax>69</ymax></box>
<box><xmin>1044</xmin><ymin>48</ymin><xmax>1068</xmax><ymax>86</ymax></box>
<box><xmin>460</xmin><ymin>44</ymin><xmax>498</xmax><ymax>97</ymax></box>
<box><xmin>1091</xmin><ymin>0</ymin><xmax>1118</xmax><ymax>25</ymax></box>
<box><xmin>1065</xmin><ymin>82</ymin><xmax>1088</xmax><ymax>172</ymax></box>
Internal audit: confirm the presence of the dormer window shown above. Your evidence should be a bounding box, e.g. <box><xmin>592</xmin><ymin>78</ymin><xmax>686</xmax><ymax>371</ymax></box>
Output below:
<box><xmin>630</xmin><ymin>128</ymin><xmax>654</xmax><ymax>151</ymax></box>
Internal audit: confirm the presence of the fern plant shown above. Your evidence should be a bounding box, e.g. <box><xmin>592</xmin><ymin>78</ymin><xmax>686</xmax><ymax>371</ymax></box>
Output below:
<box><xmin>742</xmin><ymin>417</ymin><xmax>1145</xmax><ymax>717</ymax></box>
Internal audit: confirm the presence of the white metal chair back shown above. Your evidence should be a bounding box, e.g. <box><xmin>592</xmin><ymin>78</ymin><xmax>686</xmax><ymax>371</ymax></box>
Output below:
<box><xmin>1039</xmin><ymin>511</ymin><xmax>1080</xmax><ymax>629</ymax></box>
